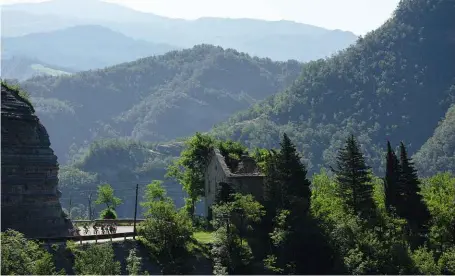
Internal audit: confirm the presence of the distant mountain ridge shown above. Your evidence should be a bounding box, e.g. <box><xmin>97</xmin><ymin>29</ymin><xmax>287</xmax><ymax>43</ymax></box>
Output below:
<box><xmin>19</xmin><ymin>44</ymin><xmax>304</xmax><ymax>164</ymax></box>
<box><xmin>1</xmin><ymin>56</ymin><xmax>75</xmax><ymax>81</ymax></box>
<box><xmin>2</xmin><ymin>0</ymin><xmax>358</xmax><ymax>62</ymax></box>
<box><xmin>2</xmin><ymin>25</ymin><xmax>178</xmax><ymax>71</ymax></box>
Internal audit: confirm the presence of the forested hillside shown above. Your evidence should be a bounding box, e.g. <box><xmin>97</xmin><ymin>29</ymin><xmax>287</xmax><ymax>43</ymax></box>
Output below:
<box><xmin>1</xmin><ymin>56</ymin><xmax>74</xmax><ymax>81</ymax></box>
<box><xmin>413</xmin><ymin>104</ymin><xmax>455</xmax><ymax>176</ymax></box>
<box><xmin>57</xmin><ymin>139</ymin><xmax>186</xmax><ymax>218</ymax></box>
<box><xmin>20</xmin><ymin>45</ymin><xmax>303</xmax><ymax>163</ymax></box>
<box><xmin>212</xmin><ymin>0</ymin><xmax>455</xmax><ymax>174</ymax></box>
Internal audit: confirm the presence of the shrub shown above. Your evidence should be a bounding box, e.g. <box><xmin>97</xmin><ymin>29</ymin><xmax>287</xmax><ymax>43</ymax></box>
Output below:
<box><xmin>100</xmin><ymin>208</ymin><xmax>117</xmax><ymax>219</ymax></box>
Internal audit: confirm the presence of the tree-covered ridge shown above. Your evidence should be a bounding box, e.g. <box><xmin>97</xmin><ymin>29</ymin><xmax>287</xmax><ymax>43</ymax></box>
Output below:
<box><xmin>20</xmin><ymin>44</ymin><xmax>303</xmax><ymax>164</ymax></box>
<box><xmin>211</xmin><ymin>0</ymin><xmax>455</xmax><ymax>174</ymax></box>
<box><xmin>58</xmin><ymin>138</ymin><xmax>185</xmax><ymax>218</ymax></box>
<box><xmin>1</xmin><ymin>56</ymin><xmax>74</xmax><ymax>81</ymax></box>
<box><xmin>413</xmin><ymin>104</ymin><xmax>455</xmax><ymax>176</ymax></box>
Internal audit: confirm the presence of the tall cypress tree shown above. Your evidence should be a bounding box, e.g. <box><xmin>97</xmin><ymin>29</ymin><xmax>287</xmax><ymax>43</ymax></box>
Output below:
<box><xmin>334</xmin><ymin>134</ymin><xmax>375</xmax><ymax>221</ymax></box>
<box><xmin>384</xmin><ymin>141</ymin><xmax>401</xmax><ymax>214</ymax></box>
<box><xmin>398</xmin><ymin>142</ymin><xmax>431</xmax><ymax>246</ymax></box>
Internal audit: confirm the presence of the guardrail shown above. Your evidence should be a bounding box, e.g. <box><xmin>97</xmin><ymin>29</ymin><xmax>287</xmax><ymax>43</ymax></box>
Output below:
<box><xmin>72</xmin><ymin>219</ymin><xmax>145</xmax><ymax>224</ymax></box>
<box><xmin>33</xmin><ymin>231</ymin><xmax>136</xmax><ymax>244</ymax></box>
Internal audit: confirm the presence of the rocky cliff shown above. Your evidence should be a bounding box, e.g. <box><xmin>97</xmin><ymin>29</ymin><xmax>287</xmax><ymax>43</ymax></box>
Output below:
<box><xmin>1</xmin><ymin>83</ymin><xmax>73</xmax><ymax>237</ymax></box>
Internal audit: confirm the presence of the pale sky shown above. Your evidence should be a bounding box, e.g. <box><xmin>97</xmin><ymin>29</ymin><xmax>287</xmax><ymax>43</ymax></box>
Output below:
<box><xmin>1</xmin><ymin>0</ymin><xmax>400</xmax><ymax>35</ymax></box>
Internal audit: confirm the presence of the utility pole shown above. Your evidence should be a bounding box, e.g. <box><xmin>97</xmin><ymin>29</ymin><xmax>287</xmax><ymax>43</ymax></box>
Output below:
<box><xmin>88</xmin><ymin>193</ymin><xmax>92</xmax><ymax>221</ymax></box>
<box><xmin>69</xmin><ymin>193</ymin><xmax>73</xmax><ymax>220</ymax></box>
<box><xmin>133</xmin><ymin>184</ymin><xmax>139</xmax><ymax>240</ymax></box>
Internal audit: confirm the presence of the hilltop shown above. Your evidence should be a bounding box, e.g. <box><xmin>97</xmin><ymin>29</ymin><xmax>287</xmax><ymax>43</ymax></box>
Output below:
<box><xmin>1</xmin><ymin>56</ymin><xmax>74</xmax><ymax>81</ymax></box>
<box><xmin>211</xmin><ymin>0</ymin><xmax>455</xmax><ymax>174</ymax></box>
<box><xmin>2</xmin><ymin>25</ymin><xmax>178</xmax><ymax>71</ymax></box>
<box><xmin>20</xmin><ymin>45</ymin><xmax>303</xmax><ymax>163</ymax></box>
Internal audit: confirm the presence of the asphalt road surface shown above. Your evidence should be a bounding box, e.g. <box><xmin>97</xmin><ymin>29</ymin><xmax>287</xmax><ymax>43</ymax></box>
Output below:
<box><xmin>77</xmin><ymin>225</ymin><xmax>134</xmax><ymax>235</ymax></box>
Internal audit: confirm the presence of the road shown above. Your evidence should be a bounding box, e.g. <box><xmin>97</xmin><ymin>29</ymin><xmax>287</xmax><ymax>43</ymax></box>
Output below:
<box><xmin>71</xmin><ymin>225</ymin><xmax>135</xmax><ymax>244</ymax></box>
<box><xmin>77</xmin><ymin>225</ymin><xmax>134</xmax><ymax>236</ymax></box>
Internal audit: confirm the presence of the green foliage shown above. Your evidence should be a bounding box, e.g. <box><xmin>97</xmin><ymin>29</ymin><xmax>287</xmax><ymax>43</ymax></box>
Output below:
<box><xmin>99</xmin><ymin>208</ymin><xmax>118</xmax><ymax>219</ymax></box>
<box><xmin>1</xmin><ymin>230</ymin><xmax>61</xmax><ymax>275</ymax></box>
<box><xmin>333</xmin><ymin>134</ymin><xmax>375</xmax><ymax>221</ymax></box>
<box><xmin>138</xmin><ymin>181</ymin><xmax>193</xmax><ymax>274</ymax></box>
<box><xmin>414</xmin><ymin>104</ymin><xmax>455</xmax><ymax>176</ymax></box>
<box><xmin>264</xmin><ymin>134</ymin><xmax>311</xmax><ymax>214</ymax></box>
<box><xmin>1</xmin><ymin>81</ymin><xmax>35</xmax><ymax>112</ymax></box>
<box><xmin>211</xmin><ymin>0</ymin><xmax>455</xmax><ymax>176</ymax></box>
<box><xmin>384</xmin><ymin>140</ymin><xmax>401</xmax><ymax>213</ymax></box>
<box><xmin>398</xmin><ymin>142</ymin><xmax>431</xmax><ymax>247</ymax></box>
<box><xmin>95</xmin><ymin>183</ymin><xmax>123</xmax><ymax>210</ymax></box>
<box><xmin>20</xmin><ymin>44</ymin><xmax>302</xmax><ymax>165</ymax></box>
<box><xmin>166</xmin><ymin>133</ymin><xmax>215</xmax><ymax>216</ymax></box>
<box><xmin>411</xmin><ymin>247</ymin><xmax>440</xmax><ymax>275</ymax></box>
<box><xmin>73</xmin><ymin>243</ymin><xmax>121</xmax><ymax>275</ymax></box>
<box><xmin>421</xmin><ymin>173</ymin><xmax>455</xmax><ymax>252</ymax></box>
<box><xmin>311</xmin><ymin>169</ymin><xmax>417</xmax><ymax>274</ymax></box>
<box><xmin>126</xmin><ymin>248</ymin><xmax>143</xmax><ymax>275</ymax></box>
<box><xmin>210</xmin><ymin>195</ymin><xmax>262</xmax><ymax>275</ymax></box>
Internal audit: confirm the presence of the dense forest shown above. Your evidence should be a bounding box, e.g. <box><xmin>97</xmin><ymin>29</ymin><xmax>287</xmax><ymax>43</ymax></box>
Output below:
<box><xmin>2</xmin><ymin>0</ymin><xmax>455</xmax><ymax>274</ymax></box>
<box><xmin>57</xmin><ymin>139</ymin><xmax>187</xmax><ymax>218</ymax></box>
<box><xmin>3</xmin><ymin>132</ymin><xmax>454</xmax><ymax>274</ymax></box>
<box><xmin>18</xmin><ymin>45</ymin><xmax>302</xmax><ymax>163</ymax></box>
<box><xmin>211</xmin><ymin>0</ymin><xmax>455</xmax><ymax>175</ymax></box>
<box><xmin>413</xmin><ymin>104</ymin><xmax>455</xmax><ymax>176</ymax></box>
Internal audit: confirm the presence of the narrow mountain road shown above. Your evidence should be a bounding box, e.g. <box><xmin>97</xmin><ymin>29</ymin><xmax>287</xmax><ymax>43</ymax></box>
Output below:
<box><xmin>77</xmin><ymin>225</ymin><xmax>134</xmax><ymax>236</ymax></box>
<box><xmin>72</xmin><ymin>226</ymin><xmax>136</xmax><ymax>244</ymax></box>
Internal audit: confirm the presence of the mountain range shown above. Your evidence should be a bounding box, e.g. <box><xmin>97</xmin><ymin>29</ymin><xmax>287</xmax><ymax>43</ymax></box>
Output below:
<box><xmin>6</xmin><ymin>0</ymin><xmax>452</xmax><ymax>216</ymax></box>
<box><xmin>211</xmin><ymin>0</ymin><xmax>455</xmax><ymax>174</ymax></box>
<box><xmin>19</xmin><ymin>45</ymin><xmax>303</xmax><ymax>164</ymax></box>
<box><xmin>2</xmin><ymin>0</ymin><xmax>358</xmax><ymax>65</ymax></box>
<box><xmin>2</xmin><ymin>25</ymin><xmax>178</xmax><ymax>71</ymax></box>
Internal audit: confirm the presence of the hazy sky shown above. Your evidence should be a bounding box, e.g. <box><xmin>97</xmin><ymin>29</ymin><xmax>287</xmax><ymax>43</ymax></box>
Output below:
<box><xmin>2</xmin><ymin>0</ymin><xmax>401</xmax><ymax>35</ymax></box>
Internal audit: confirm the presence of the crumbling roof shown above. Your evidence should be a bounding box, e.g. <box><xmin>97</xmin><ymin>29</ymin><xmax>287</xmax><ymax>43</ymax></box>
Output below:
<box><xmin>212</xmin><ymin>148</ymin><xmax>264</xmax><ymax>178</ymax></box>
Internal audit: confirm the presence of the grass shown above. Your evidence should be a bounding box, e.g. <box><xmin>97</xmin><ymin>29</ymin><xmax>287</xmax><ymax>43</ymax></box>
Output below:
<box><xmin>193</xmin><ymin>231</ymin><xmax>214</xmax><ymax>244</ymax></box>
<box><xmin>30</xmin><ymin>64</ymin><xmax>71</xmax><ymax>76</ymax></box>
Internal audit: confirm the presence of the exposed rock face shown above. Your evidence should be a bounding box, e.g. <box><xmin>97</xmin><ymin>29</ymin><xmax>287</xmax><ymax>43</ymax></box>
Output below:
<box><xmin>1</xmin><ymin>83</ymin><xmax>73</xmax><ymax>237</ymax></box>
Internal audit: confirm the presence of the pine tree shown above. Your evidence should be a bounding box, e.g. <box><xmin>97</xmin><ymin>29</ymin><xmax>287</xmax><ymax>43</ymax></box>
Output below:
<box><xmin>398</xmin><ymin>142</ymin><xmax>431</xmax><ymax>246</ymax></box>
<box><xmin>384</xmin><ymin>141</ymin><xmax>401</xmax><ymax>213</ymax></box>
<box><xmin>263</xmin><ymin>149</ymin><xmax>281</xmax><ymax>213</ymax></box>
<box><xmin>334</xmin><ymin>134</ymin><xmax>375</xmax><ymax>220</ymax></box>
<box><xmin>263</xmin><ymin>134</ymin><xmax>327</xmax><ymax>274</ymax></box>
<box><xmin>264</xmin><ymin>134</ymin><xmax>311</xmax><ymax>211</ymax></box>
<box><xmin>276</xmin><ymin>133</ymin><xmax>312</xmax><ymax>210</ymax></box>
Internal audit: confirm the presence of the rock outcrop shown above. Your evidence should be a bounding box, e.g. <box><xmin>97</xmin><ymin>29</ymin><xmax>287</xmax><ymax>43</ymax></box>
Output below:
<box><xmin>1</xmin><ymin>83</ymin><xmax>73</xmax><ymax>237</ymax></box>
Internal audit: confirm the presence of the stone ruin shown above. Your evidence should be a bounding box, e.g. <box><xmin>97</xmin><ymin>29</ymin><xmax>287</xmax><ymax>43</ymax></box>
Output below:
<box><xmin>1</xmin><ymin>83</ymin><xmax>74</xmax><ymax>237</ymax></box>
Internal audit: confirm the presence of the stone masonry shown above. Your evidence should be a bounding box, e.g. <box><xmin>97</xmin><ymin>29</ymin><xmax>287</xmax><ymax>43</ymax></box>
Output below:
<box><xmin>204</xmin><ymin>148</ymin><xmax>264</xmax><ymax>216</ymax></box>
<box><xmin>1</xmin><ymin>83</ymin><xmax>74</xmax><ymax>237</ymax></box>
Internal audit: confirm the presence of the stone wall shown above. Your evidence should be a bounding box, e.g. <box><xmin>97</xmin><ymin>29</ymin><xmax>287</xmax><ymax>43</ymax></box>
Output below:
<box><xmin>204</xmin><ymin>149</ymin><xmax>229</xmax><ymax>215</ymax></box>
<box><xmin>204</xmin><ymin>148</ymin><xmax>265</xmax><ymax>216</ymax></box>
<box><xmin>1</xmin><ymin>83</ymin><xmax>74</xmax><ymax>237</ymax></box>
